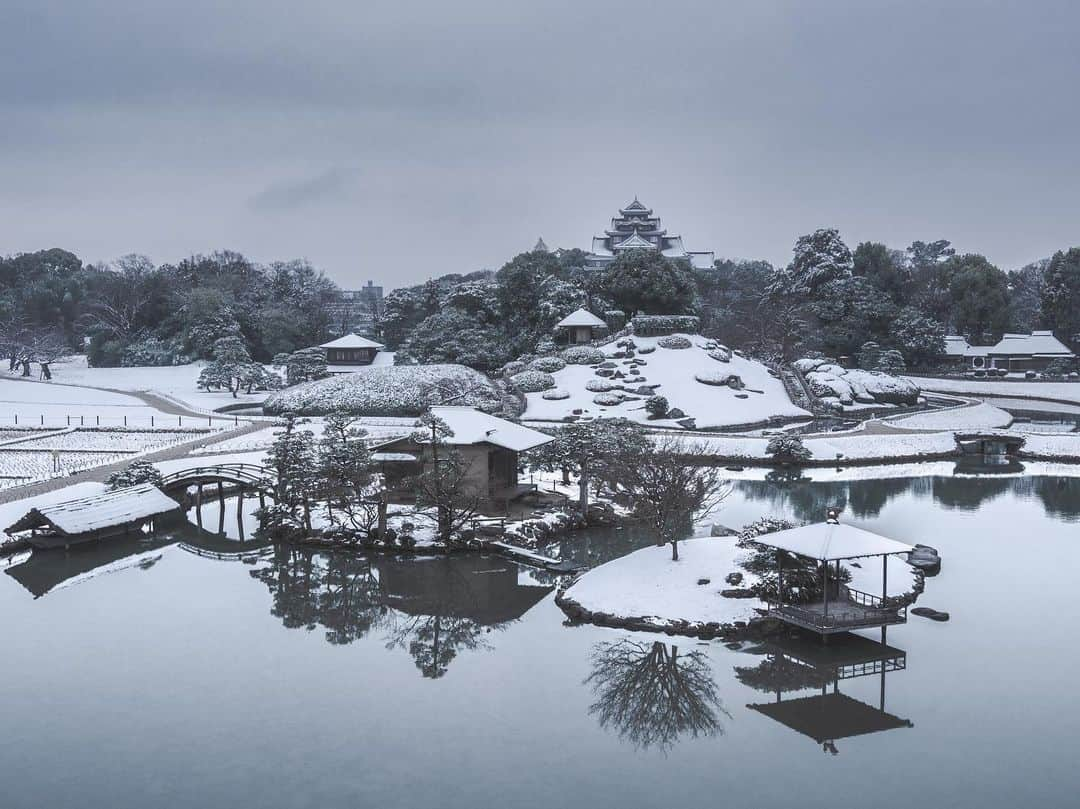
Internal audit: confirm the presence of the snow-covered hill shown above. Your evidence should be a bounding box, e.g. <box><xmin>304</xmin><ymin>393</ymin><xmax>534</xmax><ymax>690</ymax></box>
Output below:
<box><xmin>520</xmin><ymin>334</ymin><xmax>810</xmax><ymax>429</ymax></box>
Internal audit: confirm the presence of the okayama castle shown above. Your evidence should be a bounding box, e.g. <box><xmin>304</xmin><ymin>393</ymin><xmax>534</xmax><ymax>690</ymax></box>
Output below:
<box><xmin>535</xmin><ymin>197</ymin><xmax>714</xmax><ymax>271</ymax></box>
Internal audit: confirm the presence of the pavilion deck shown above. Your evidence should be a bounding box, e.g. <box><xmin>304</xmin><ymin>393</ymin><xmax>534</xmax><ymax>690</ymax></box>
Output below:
<box><xmin>768</xmin><ymin>588</ymin><xmax>908</xmax><ymax>635</ymax></box>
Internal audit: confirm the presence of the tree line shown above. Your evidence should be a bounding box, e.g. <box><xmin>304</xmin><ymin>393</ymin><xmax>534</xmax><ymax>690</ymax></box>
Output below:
<box><xmin>0</xmin><ymin>248</ymin><xmax>353</xmax><ymax>373</ymax></box>
<box><xmin>384</xmin><ymin>232</ymin><xmax>1080</xmax><ymax>370</ymax></box>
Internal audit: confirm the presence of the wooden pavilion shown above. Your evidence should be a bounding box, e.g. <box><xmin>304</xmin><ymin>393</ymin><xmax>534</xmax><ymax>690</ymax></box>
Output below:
<box><xmin>752</xmin><ymin>517</ymin><xmax>914</xmax><ymax>635</ymax></box>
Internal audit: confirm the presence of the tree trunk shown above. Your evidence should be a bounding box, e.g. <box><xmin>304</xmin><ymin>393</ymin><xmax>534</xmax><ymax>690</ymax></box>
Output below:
<box><xmin>21</xmin><ymin>359</ymin><xmax>31</xmax><ymax>377</ymax></box>
<box><xmin>41</xmin><ymin>363</ymin><xmax>51</xmax><ymax>380</ymax></box>
<box><xmin>578</xmin><ymin>464</ymin><xmax>589</xmax><ymax>519</ymax></box>
<box><xmin>670</xmin><ymin>538</ymin><xmax>679</xmax><ymax>561</ymax></box>
<box><xmin>561</xmin><ymin>466</ymin><xmax>570</xmax><ymax>486</ymax></box>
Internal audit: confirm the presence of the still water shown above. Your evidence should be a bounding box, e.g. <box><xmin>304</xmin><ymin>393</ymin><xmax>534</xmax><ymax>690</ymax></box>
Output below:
<box><xmin>2</xmin><ymin>467</ymin><xmax>1080</xmax><ymax>809</ymax></box>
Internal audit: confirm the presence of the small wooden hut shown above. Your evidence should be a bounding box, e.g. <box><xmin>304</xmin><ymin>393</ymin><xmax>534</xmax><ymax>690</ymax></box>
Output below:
<box><xmin>4</xmin><ymin>484</ymin><xmax>182</xmax><ymax>549</ymax></box>
<box><xmin>554</xmin><ymin>308</ymin><xmax>607</xmax><ymax>344</ymax></box>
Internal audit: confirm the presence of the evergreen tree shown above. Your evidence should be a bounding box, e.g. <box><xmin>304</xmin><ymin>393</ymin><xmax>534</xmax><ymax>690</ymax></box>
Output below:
<box><xmin>1040</xmin><ymin>248</ymin><xmax>1080</xmax><ymax>348</ymax></box>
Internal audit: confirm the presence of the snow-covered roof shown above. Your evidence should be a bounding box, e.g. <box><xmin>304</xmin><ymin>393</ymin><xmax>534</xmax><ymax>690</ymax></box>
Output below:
<box><xmin>943</xmin><ymin>336</ymin><xmax>971</xmax><ymax>356</ymax></box>
<box><xmin>427</xmin><ymin>407</ymin><xmax>553</xmax><ymax>452</ymax></box>
<box><xmin>750</xmin><ymin>521</ymin><xmax>914</xmax><ymax>561</ymax></box>
<box><xmin>988</xmin><ymin>331</ymin><xmax>1073</xmax><ymax>357</ymax></box>
<box><xmin>590</xmin><ymin>236</ymin><xmax>613</xmax><ymax>257</ymax></box>
<box><xmin>5</xmin><ymin>483</ymin><xmax>181</xmax><ymax>537</ymax></box>
<box><xmin>614</xmin><ymin>232</ymin><xmax>656</xmax><ymax>250</ymax></box>
<box><xmin>688</xmin><ymin>251</ymin><xmax>716</xmax><ymax>270</ymax></box>
<box><xmin>320</xmin><ymin>334</ymin><xmax>385</xmax><ymax>350</ymax></box>
<box><xmin>371</xmin><ymin>451</ymin><xmax>419</xmax><ymax>463</ymax></box>
<box><xmin>556</xmin><ymin>308</ymin><xmax>607</xmax><ymax>329</ymax></box>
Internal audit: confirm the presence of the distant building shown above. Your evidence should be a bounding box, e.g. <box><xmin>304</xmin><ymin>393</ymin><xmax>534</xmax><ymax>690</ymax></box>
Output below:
<box><xmin>944</xmin><ymin>331</ymin><xmax>1074</xmax><ymax>372</ymax></box>
<box><xmin>327</xmin><ymin>281</ymin><xmax>384</xmax><ymax>338</ymax></box>
<box><xmin>587</xmin><ymin>197</ymin><xmax>714</xmax><ymax>270</ymax></box>
<box><xmin>319</xmin><ymin>333</ymin><xmax>384</xmax><ymax>372</ymax></box>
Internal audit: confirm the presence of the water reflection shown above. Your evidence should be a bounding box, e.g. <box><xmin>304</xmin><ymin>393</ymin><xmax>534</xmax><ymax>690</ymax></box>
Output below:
<box><xmin>737</xmin><ymin>473</ymin><xmax>1080</xmax><ymax>521</ymax></box>
<box><xmin>585</xmin><ymin>639</ymin><xmax>729</xmax><ymax>752</ymax></box>
<box><xmin>250</xmin><ymin>548</ymin><xmax>552</xmax><ymax>677</ymax></box>
<box><xmin>736</xmin><ymin>631</ymin><xmax>912</xmax><ymax>754</ymax></box>
<box><xmin>4</xmin><ymin>535</ymin><xmax>173</xmax><ymax>598</ymax></box>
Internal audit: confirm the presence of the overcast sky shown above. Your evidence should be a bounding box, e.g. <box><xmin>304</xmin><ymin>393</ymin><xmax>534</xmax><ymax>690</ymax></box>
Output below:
<box><xmin>2</xmin><ymin>1</ymin><xmax>1078</xmax><ymax>287</ymax></box>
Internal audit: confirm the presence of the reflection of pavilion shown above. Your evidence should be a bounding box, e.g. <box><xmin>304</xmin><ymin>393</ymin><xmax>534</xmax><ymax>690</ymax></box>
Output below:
<box><xmin>4</xmin><ymin>535</ymin><xmax>174</xmax><ymax>598</ymax></box>
<box><xmin>738</xmin><ymin>630</ymin><xmax>913</xmax><ymax>752</ymax></box>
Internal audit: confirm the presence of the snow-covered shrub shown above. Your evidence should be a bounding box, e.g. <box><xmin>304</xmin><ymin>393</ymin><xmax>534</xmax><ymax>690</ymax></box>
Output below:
<box><xmin>105</xmin><ymin>459</ymin><xmax>164</xmax><ymax>491</ymax></box>
<box><xmin>638</xmin><ymin>345</ymin><xmax>656</xmax><ymax>355</ymax></box>
<box><xmin>857</xmin><ymin>341</ymin><xmax>883</xmax><ymax>370</ymax></box>
<box><xmin>586</xmin><ymin>379</ymin><xmax>618</xmax><ymax>392</ymax></box>
<box><xmin>500</xmin><ymin>361</ymin><xmax>527</xmax><ymax>378</ymax></box>
<box><xmin>876</xmin><ymin>350</ymin><xmax>906</xmax><ymax>373</ymax></box>
<box><xmin>535</xmin><ymin>338</ymin><xmax>557</xmax><ymax>356</ymax></box>
<box><xmin>843</xmin><ymin>369</ymin><xmax>919</xmax><ymax>405</ymax></box>
<box><xmin>694</xmin><ymin>370</ymin><xmax>742</xmax><ymax>387</ymax></box>
<box><xmin>592</xmin><ymin>393</ymin><xmax>623</xmax><ymax>406</ymax></box>
<box><xmin>645</xmin><ymin>395</ymin><xmax>668</xmax><ymax>418</ymax></box>
<box><xmin>510</xmin><ymin>369</ymin><xmax>556</xmax><ymax>393</ymax></box>
<box><xmin>631</xmin><ymin>315</ymin><xmax>701</xmax><ymax>335</ymax></box>
<box><xmin>542</xmin><ymin>387</ymin><xmax>570</xmax><ymax>400</ymax></box>
<box><xmin>708</xmin><ymin>346</ymin><xmax>732</xmax><ymax>362</ymax></box>
<box><xmin>605</xmin><ymin>310</ymin><xmax>627</xmax><ymax>331</ymax></box>
<box><xmin>530</xmin><ymin>356</ymin><xmax>566</xmax><ymax>373</ymax></box>
<box><xmin>793</xmin><ymin>358</ymin><xmax>825</xmax><ymax>374</ymax></box>
<box><xmin>121</xmin><ymin>337</ymin><xmax>188</xmax><ymax>367</ymax></box>
<box><xmin>766</xmin><ymin>435</ymin><xmax>812</xmax><ymax>463</ymax></box>
<box><xmin>264</xmin><ymin>364</ymin><xmax>502</xmax><ymax>416</ymax></box>
<box><xmin>657</xmin><ymin>335</ymin><xmax>692</xmax><ymax>350</ymax></box>
<box><xmin>561</xmin><ymin>346</ymin><xmax>605</xmax><ymax>364</ymax></box>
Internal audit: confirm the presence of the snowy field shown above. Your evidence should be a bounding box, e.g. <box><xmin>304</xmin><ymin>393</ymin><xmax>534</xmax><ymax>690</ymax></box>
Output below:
<box><xmin>0</xmin><ymin>375</ymin><xmax>173</xmax><ymax>427</ymax></box>
<box><xmin>2</xmin><ymin>357</ymin><xmax>270</xmax><ymax>415</ymax></box>
<box><xmin>666</xmin><ymin>430</ymin><xmax>960</xmax><ymax>463</ymax></box>
<box><xmin>909</xmin><ymin>376</ymin><xmax>1080</xmax><ymax>405</ymax></box>
<box><xmin>886</xmin><ymin>401</ymin><xmax>1013</xmax><ymax>431</ymax></box>
<box><xmin>522</xmin><ymin>334</ymin><xmax>809</xmax><ymax>429</ymax></box>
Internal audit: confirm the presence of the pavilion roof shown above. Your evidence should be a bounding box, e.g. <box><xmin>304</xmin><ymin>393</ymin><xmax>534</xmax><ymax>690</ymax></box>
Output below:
<box><xmin>320</xmin><ymin>334</ymin><xmax>385</xmax><ymax>350</ymax></box>
<box><xmin>556</xmin><ymin>308</ymin><xmax>606</xmax><ymax>328</ymax></box>
<box><xmin>750</xmin><ymin>521</ymin><xmax>913</xmax><ymax>561</ymax></box>
<box><xmin>5</xmin><ymin>484</ymin><xmax>180</xmax><ymax>537</ymax></box>
<box><xmin>748</xmin><ymin>692</ymin><xmax>913</xmax><ymax>743</ymax></box>
<box><xmin>415</xmin><ymin>407</ymin><xmax>553</xmax><ymax>452</ymax></box>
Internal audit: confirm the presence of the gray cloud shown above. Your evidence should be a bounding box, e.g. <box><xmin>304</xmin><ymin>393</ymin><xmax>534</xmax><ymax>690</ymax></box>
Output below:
<box><xmin>1</xmin><ymin>0</ymin><xmax>1079</xmax><ymax>284</ymax></box>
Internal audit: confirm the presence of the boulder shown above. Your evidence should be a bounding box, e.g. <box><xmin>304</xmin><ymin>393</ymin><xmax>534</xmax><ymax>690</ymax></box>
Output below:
<box><xmin>724</xmin><ymin>571</ymin><xmax>744</xmax><ymax>585</ymax></box>
<box><xmin>911</xmin><ymin>607</ymin><xmax>950</xmax><ymax>622</ymax></box>
<box><xmin>667</xmin><ymin>407</ymin><xmax>685</xmax><ymax>419</ymax></box>
<box><xmin>711</xmin><ymin>523</ymin><xmax>739</xmax><ymax>537</ymax></box>
<box><xmin>697</xmin><ymin>578</ymin><xmax>711</xmax><ymax>586</ymax></box>
<box><xmin>721</xmin><ymin>588</ymin><xmax>757</xmax><ymax>599</ymax></box>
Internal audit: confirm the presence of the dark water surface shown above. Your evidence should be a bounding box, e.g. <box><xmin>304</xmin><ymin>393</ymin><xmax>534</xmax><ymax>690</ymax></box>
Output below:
<box><xmin>3</xmin><ymin>469</ymin><xmax>1080</xmax><ymax>809</ymax></box>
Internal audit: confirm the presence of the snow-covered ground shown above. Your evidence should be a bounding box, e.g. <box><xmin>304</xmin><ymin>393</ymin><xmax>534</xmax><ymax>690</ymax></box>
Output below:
<box><xmin>522</xmin><ymin>334</ymin><xmax>809</xmax><ymax>429</ymax></box>
<box><xmin>562</xmin><ymin>536</ymin><xmax>767</xmax><ymax>627</ymax></box>
<box><xmin>2</xmin><ymin>356</ymin><xmax>271</xmax><ymax>415</ymax></box>
<box><xmin>909</xmin><ymin>376</ymin><xmax>1080</xmax><ymax>405</ymax></box>
<box><xmin>886</xmin><ymin>401</ymin><xmax>1013</xmax><ymax>431</ymax></box>
<box><xmin>0</xmin><ymin>375</ymin><xmax>174</xmax><ymax>427</ymax></box>
<box><xmin>665</xmin><ymin>430</ymin><xmax>960</xmax><ymax>463</ymax></box>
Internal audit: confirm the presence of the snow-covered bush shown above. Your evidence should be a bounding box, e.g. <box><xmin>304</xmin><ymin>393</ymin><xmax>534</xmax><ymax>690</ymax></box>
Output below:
<box><xmin>105</xmin><ymin>459</ymin><xmax>164</xmax><ymax>491</ymax></box>
<box><xmin>631</xmin><ymin>315</ymin><xmax>701</xmax><ymax>335</ymax></box>
<box><xmin>605</xmin><ymin>310</ymin><xmax>627</xmax><ymax>331</ymax></box>
<box><xmin>561</xmin><ymin>346</ymin><xmax>605</xmax><ymax>364</ymax></box>
<box><xmin>264</xmin><ymin>364</ymin><xmax>502</xmax><ymax>416</ymax></box>
<box><xmin>876</xmin><ymin>349</ymin><xmax>906</xmax><ymax>373</ymax></box>
<box><xmin>121</xmin><ymin>336</ymin><xmax>187</xmax><ymax>367</ymax></box>
<box><xmin>592</xmin><ymin>393</ymin><xmax>623</xmax><ymax>406</ymax></box>
<box><xmin>766</xmin><ymin>435</ymin><xmax>812</xmax><ymax>463</ymax></box>
<box><xmin>708</xmin><ymin>346</ymin><xmax>732</xmax><ymax>362</ymax></box>
<box><xmin>645</xmin><ymin>395</ymin><xmax>668</xmax><ymax>418</ymax></box>
<box><xmin>694</xmin><ymin>370</ymin><xmax>742</xmax><ymax>388</ymax></box>
<box><xmin>500</xmin><ymin>361</ymin><xmax>527</xmax><ymax>378</ymax></box>
<box><xmin>586</xmin><ymin>379</ymin><xmax>618</xmax><ymax>392</ymax></box>
<box><xmin>657</xmin><ymin>335</ymin><xmax>692</xmax><ymax>350</ymax></box>
<box><xmin>542</xmin><ymin>387</ymin><xmax>570</xmax><ymax>400</ymax></box>
<box><xmin>638</xmin><ymin>345</ymin><xmax>656</xmax><ymax>355</ymax></box>
<box><xmin>510</xmin><ymin>369</ymin><xmax>556</xmax><ymax>393</ymax></box>
<box><xmin>857</xmin><ymin>341</ymin><xmax>883</xmax><ymax>370</ymax></box>
<box><xmin>535</xmin><ymin>338</ymin><xmax>557</xmax><ymax>356</ymax></box>
<box><xmin>530</xmin><ymin>356</ymin><xmax>566</xmax><ymax>373</ymax></box>
<box><xmin>793</xmin><ymin>357</ymin><xmax>826</xmax><ymax>374</ymax></box>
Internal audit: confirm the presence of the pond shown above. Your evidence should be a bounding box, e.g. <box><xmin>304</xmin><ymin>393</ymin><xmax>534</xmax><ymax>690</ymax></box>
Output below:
<box><xmin>2</xmin><ymin>466</ymin><xmax>1080</xmax><ymax>808</ymax></box>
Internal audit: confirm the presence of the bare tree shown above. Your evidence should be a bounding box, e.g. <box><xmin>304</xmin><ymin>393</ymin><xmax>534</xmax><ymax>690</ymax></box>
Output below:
<box><xmin>611</xmin><ymin>437</ymin><xmax>731</xmax><ymax>561</ymax></box>
<box><xmin>408</xmin><ymin>413</ymin><xmax>483</xmax><ymax>541</ymax></box>
<box><xmin>81</xmin><ymin>254</ymin><xmax>156</xmax><ymax>340</ymax></box>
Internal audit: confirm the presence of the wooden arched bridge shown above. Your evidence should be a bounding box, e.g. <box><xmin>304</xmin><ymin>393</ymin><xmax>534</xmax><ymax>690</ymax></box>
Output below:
<box><xmin>159</xmin><ymin>464</ymin><xmax>276</xmax><ymax>499</ymax></box>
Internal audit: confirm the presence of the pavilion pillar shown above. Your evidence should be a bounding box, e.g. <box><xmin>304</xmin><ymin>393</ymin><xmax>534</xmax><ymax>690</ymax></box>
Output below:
<box><xmin>882</xmin><ymin>555</ymin><xmax>888</xmax><ymax>602</ymax></box>
<box><xmin>822</xmin><ymin>561</ymin><xmax>829</xmax><ymax>618</ymax></box>
<box><xmin>236</xmin><ymin>489</ymin><xmax>245</xmax><ymax>542</ymax></box>
<box><xmin>195</xmin><ymin>485</ymin><xmax>203</xmax><ymax>529</ymax></box>
<box><xmin>776</xmin><ymin>551</ymin><xmax>783</xmax><ymax>611</ymax></box>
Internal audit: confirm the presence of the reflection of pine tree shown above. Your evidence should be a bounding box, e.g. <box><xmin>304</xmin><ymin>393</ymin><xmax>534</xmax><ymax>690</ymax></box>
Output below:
<box><xmin>381</xmin><ymin>562</ymin><xmax>490</xmax><ymax>678</ymax></box>
<box><xmin>250</xmin><ymin>546</ymin><xmax>384</xmax><ymax>644</ymax></box>
<box><xmin>585</xmin><ymin>640</ymin><xmax>728</xmax><ymax>752</ymax></box>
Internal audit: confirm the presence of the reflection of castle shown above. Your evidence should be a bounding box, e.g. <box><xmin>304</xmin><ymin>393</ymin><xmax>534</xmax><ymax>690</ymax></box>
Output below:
<box><xmin>736</xmin><ymin>631</ymin><xmax>912</xmax><ymax>753</ymax></box>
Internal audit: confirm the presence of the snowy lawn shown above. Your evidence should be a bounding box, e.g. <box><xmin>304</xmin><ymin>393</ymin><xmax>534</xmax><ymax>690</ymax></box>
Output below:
<box><xmin>522</xmin><ymin>334</ymin><xmax>809</xmax><ymax>429</ymax></box>
<box><xmin>563</xmin><ymin>536</ymin><xmax>767</xmax><ymax>627</ymax></box>
<box><xmin>0</xmin><ymin>375</ymin><xmax>173</xmax><ymax>427</ymax></box>
<box><xmin>664</xmin><ymin>430</ymin><xmax>959</xmax><ymax>463</ymax></box>
<box><xmin>885</xmin><ymin>401</ymin><xmax>1013</xmax><ymax>431</ymax></box>
<box><xmin>2</xmin><ymin>356</ymin><xmax>270</xmax><ymax>415</ymax></box>
<box><xmin>908</xmin><ymin>376</ymin><xmax>1080</xmax><ymax>405</ymax></box>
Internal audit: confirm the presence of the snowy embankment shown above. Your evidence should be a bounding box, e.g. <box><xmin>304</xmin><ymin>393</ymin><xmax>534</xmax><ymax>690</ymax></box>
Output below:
<box><xmin>907</xmin><ymin>376</ymin><xmax>1080</xmax><ymax>406</ymax></box>
<box><xmin>886</xmin><ymin>401</ymin><xmax>1013</xmax><ymax>431</ymax></box>
<box><xmin>663</xmin><ymin>430</ymin><xmax>960</xmax><ymax>464</ymax></box>
<box><xmin>521</xmin><ymin>334</ymin><xmax>809</xmax><ymax>429</ymax></box>
<box><xmin>1019</xmin><ymin>433</ymin><xmax>1080</xmax><ymax>460</ymax></box>
<box><xmin>0</xmin><ymin>374</ymin><xmax>174</xmax><ymax>427</ymax></box>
